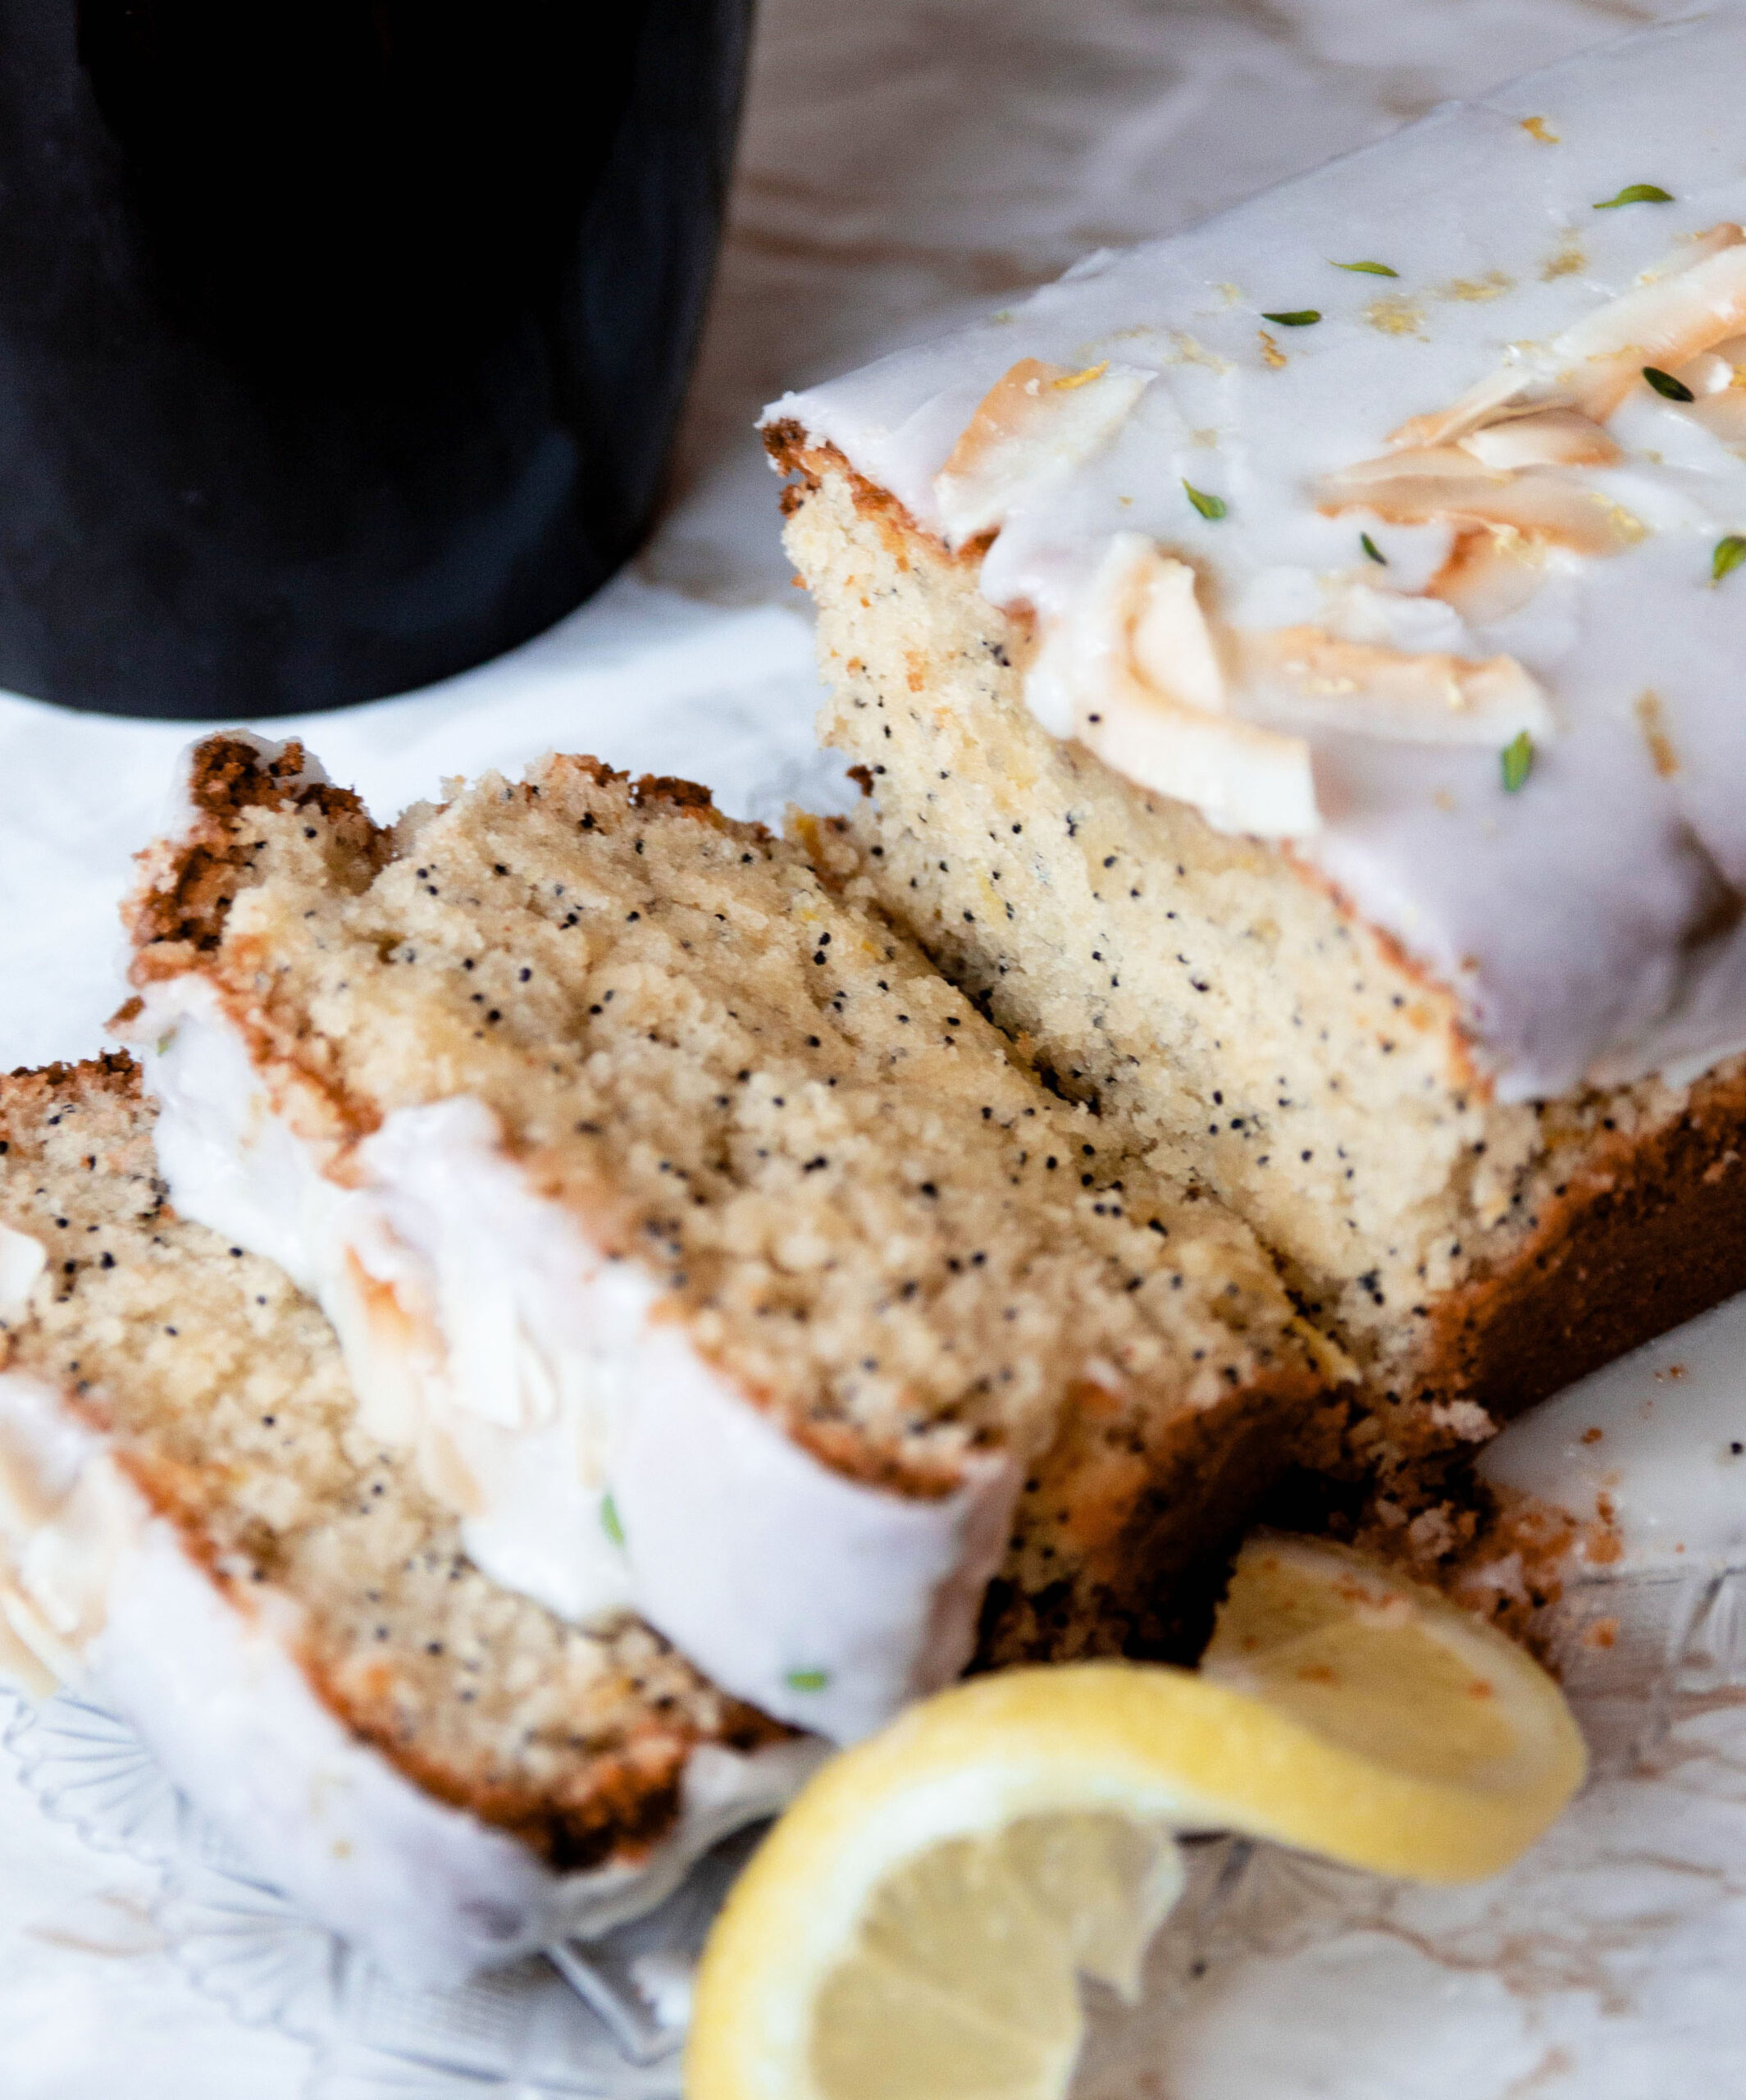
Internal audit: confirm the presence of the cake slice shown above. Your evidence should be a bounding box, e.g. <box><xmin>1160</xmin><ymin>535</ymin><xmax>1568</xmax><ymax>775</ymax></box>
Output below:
<box><xmin>117</xmin><ymin>734</ymin><xmax>1338</xmax><ymax>1742</ymax></box>
<box><xmin>766</xmin><ymin>10</ymin><xmax>1746</xmax><ymax>1474</ymax></box>
<box><xmin>0</xmin><ymin>1054</ymin><xmax>817</xmax><ymax>1984</ymax></box>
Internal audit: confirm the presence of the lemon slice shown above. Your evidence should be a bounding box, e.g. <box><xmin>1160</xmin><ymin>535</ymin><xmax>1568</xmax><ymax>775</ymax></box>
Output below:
<box><xmin>687</xmin><ymin>1534</ymin><xmax>1584</xmax><ymax>2100</ymax></box>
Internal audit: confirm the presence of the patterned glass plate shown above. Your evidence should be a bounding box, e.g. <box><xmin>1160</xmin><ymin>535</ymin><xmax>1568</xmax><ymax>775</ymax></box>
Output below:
<box><xmin>7</xmin><ymin>1556</ymin><xmax>1746</xmax><ymax>2098</ymax></box>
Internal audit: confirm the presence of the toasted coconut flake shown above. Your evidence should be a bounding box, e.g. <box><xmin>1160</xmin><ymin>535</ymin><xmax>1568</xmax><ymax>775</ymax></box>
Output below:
<box><xmin>1390</xmin><ymin>365</ymin><xmax>1546</xmax><ymax>450</ymax></box>
<box><xmin>1233</xmin><ymin>627</ymin><xmax>1553</xmax><ymax>745</ymax></box>
<box><xmin>1554</xmin><ymin>235</ymin><xmax>1746</xmax><ymax>419</ymax></box>
<box><xmin>1458</xmin><ymin>408</ymin><xmax>1621</xmax><ymax>468</ymax></box>
<box><xmin>1331</xmin><ymin>445</ymin><xmax>1515</xmax><ymax>487</ymax></box>
<box><xmin>1029</xmin><ymin>534</ymin><xmax>1319</xmax><ymax>838</ymax></box>
<box><xmin>1031</xmin><ymin>529</ymin><xmax>1557</xmax><ymax>832</ymax></box>
<box><xmin>1128</xmin><ymin>549</ymin><xmax>1227</xmax><ymax>714</ymax></box>
<box><xmin>1318</xmin><ymin>463</ymin><xmax>1643</xmax><ymax>556</ymax></box>
<box><xmin>933</xmin><ymin>356</ymin><xmax>1151</xmax><ymax>547</ymax></box>
<box><xmin>1391</xmin><ymin>227</ymin><xmax>1746</xmax><ymax>445</ymax></box>
<box><xmin>1426</xmin><ymin>528</ymin><xmax>1553</xmax><ymax>624</ymax></box>
<box><xmin>937</xmin><ymin>358</ymin><xmax>1059</xmax><ymax>479</ymax></box>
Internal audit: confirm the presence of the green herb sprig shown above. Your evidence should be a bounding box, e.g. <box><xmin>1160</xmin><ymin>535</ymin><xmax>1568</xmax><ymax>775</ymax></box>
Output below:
<box><xmin>1183</xmin><ymin>481</ymin><xmax>1227</xmax><ymax>521</ymax></box>
<box><xmin>600</xmin><ymin>1492</ymin><xmax>626</xmax><ymax>1546</ymax></box>
<box><xmin>784</xmin><ymin>1668</ymin><xmax>832</xmax><ymax>1693</ymax></box>
<box><xmin>1712</xmin><ymin>535</ymin><xmax>1746</xmax><ymax>584</ymax></box>
<box><xmin>1501</xmin><ymin>732</ymin><xmax>1534</xmax><ymax>794</ymax></box>
<box><xmin>1332</xmin><ymin>260</ymin><xmax>1398</xmax><ymax>277</ymax></box>
<box><xmin>1593</xmin><ymin>183</ymin><xmax>1674</xmax><ymax>209</ymax></box>
<box><xmin>1261</xmin><ymin>309</ymin><xmax>1321</xmax><ymax>326</ymax></box>
<box><xmin>1361</xmin><ymin>532</ymin><xmax>1387</xmax><ymax>565</ymax></box>
<box><xmin>1642</xmin><ymin>365</ymin><xmax>1695</xmax><ymax>401</ymax></box>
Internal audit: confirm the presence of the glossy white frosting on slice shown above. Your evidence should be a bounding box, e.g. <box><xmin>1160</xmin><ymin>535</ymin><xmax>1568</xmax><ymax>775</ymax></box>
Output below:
<box><xmin>768</xmin><ymin>11</ymin><xmax>1746</xmax><ymax>1102</ymax></box>
<box><xmin>130</xmin><ymin>977</ymin><xmax>1020</xmax><ymax>1745</ymax></box>
<box><xmin>0</xmin><ymin>1367</ymin><xmax>823</xmax><ymax>1984</ymax></box>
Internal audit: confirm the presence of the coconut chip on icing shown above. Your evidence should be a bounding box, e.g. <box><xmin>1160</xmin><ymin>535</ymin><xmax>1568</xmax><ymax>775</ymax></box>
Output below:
<box><xmin>932</xmin><ymin>356</ymin><xmax>1152</xmax><ymax>548</ymax></box>
<box><xmin>1027</xmin><ymin>532</ymin><xmax>1552</xmax><ymax>837</ymax></box>
<box><xmin>1233</xmin><ymin>627</ymin><xmax>1552</xmax><ymax>745</ymax></box>
<box><xmin>1456</xmin><ymin>409</ymin><xmax>1621</xmax><ymax>471</ymax></box>
<box><xmin>934</xmin><ymin>227</ymin><xmax>1746</xmax><ymax>836</ymax></box>
<box><xmin>1300</xmin><ymin>225</ymin><xmax>1746</xmax><ymax>660</ymax></box>
<box><xmin>933</xmin><ymin>329</ymin><xmax>1571</xmax><ymax>837</ymax></box>
<box><xmin>1029</xmin><ymin>533</ymin><xmax>1320</xmax><ymax>838</ymax></box>
<box><xmin>1394</xmin><ymin>224</ymin><xmax>1746</xmax><ymax>448</ymax></box>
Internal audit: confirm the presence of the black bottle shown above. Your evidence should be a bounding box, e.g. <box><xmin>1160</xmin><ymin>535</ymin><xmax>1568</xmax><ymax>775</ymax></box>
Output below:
<box><xmin>0</xmin><ymin>0</ymin><xmax>750</xmax><ymax>718</ymax></box>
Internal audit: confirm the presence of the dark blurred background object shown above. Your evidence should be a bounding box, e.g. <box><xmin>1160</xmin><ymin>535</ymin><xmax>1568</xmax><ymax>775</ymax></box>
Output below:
<box><xmin>0</xmin><ymin>0</ymin><xmax>750</xmax><ymax>717</ymax></box>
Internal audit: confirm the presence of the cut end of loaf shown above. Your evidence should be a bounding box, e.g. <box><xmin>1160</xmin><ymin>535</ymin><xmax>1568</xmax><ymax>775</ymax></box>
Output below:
<box><xmin>778</xmin><ymin>441</ymin><xmax>1746</xmax><ymax>1493</ymax></box>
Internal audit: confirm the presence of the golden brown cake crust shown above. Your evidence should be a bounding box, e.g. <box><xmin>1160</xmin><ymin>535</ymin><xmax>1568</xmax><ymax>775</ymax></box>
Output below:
<box><xmin>1420</xmin><ymin>1055</ymin><xmax>1746</xmax><ymax>1421</ymax></box>
<box><xmin>978</xmin><ymin>1360</ymin><xmax>1324</xmax><ymax>1668</ymax></box>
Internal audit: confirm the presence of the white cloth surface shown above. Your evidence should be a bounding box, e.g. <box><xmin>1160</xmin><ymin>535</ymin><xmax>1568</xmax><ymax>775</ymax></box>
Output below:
<box><xmin>0</xmin><ymin>0</ymin><xmax>1715</xmax><ymax>2091</ymax></box>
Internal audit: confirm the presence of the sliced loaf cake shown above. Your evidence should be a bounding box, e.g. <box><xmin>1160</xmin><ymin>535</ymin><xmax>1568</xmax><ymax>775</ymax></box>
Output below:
<box><xmin>0</xmin><ymin>1054</ymin><xmax>816</xmax><ymax>1984</ymax></box>
<box><xmin>766</xmin><ymin>11</ymin><xmax>1746</xmax><ymax>1472</ymax></box>
<box><xmin>118</xmin><ymin>734</ymin><xmax>1340</xmax><ymax>1742</ymax></box>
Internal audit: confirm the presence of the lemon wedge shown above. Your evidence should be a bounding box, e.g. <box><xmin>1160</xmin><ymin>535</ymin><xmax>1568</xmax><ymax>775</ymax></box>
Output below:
<box><xmin>686</xmin><ymin>1535</ymin><xmax>1584</xmax><ymax>2100</ymax></box>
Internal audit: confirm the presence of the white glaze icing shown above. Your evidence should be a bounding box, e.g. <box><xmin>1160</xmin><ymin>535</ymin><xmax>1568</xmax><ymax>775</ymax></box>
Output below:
<box><xmin>0</xmin><ymin>1369</ymin><xmax>825</xmax><ymax>1984</ymax></box>
<box><xmin>767</xmin><ymin>10</ymin><xmax>1746</xmax><ymax>1103</ymax></box>
<box><xmin>130</xmin><ymin>978</ymin><xmax>1021</xmax><ymax>1743</ymax></box>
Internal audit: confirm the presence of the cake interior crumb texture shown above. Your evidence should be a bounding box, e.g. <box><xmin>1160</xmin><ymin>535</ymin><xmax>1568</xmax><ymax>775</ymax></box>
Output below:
<box><xmin>124</xmin><ymin>737</ymin><xmax>1337</xmax><ymax>1666</ymax></box>
<box><xmin>773</xmin><ymin>438</ymin><xmax>1746</xmax><ymax>1469</ymax></box>
<box><xmin>0</xmin><ymin>1053</ymin><xmax>773</xmax><ymax>1869</ymax></box>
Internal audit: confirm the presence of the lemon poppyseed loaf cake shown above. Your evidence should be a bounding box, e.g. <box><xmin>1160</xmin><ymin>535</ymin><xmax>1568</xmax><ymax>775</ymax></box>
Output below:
<box><xmin>117</xmin><ymin>735</ymin><xmax>1338</xmax><ymax>1742</ymax></box>
<box><xmin>767</xmin><ymin>10</ymin><xmax>1746</xmax><ymax>1471</ymax></box>
<box><xmin>0</xmin><ymin>1054</ymin><xmax>818</xmax><ymax>1984</ymax></box>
